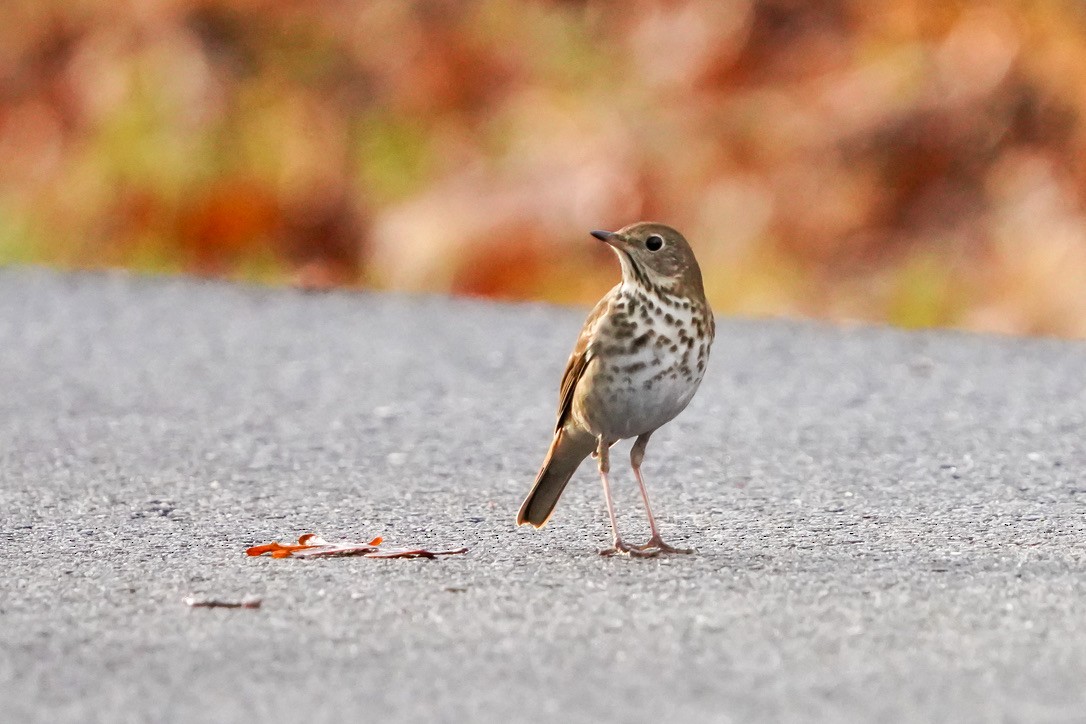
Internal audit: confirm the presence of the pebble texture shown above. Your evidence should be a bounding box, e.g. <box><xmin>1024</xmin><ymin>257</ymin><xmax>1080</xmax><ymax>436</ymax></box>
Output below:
<box><xmin>1</xmin><ymin>267</ymin><xmax>1085</xmax><ymax>723</ymax></box>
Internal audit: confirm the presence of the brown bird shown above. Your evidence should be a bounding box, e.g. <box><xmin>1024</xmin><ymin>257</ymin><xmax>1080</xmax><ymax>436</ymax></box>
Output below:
<box><xmin>517</xmin><ymin>222</ymin><xmax>715</xmax><ymax>556</ymax></box>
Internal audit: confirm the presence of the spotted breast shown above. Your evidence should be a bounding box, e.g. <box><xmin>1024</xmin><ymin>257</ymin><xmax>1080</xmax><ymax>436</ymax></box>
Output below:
<box><xmin>574</xmin><ymin>283</ymin><xmax>714</xmax><ymax>441</ymax></box>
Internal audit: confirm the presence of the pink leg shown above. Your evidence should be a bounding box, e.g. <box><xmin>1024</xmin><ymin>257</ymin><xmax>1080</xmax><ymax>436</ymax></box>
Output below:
<box><xmin>597</xmin><ymin>438</ymin><xmax>657</xmax><ymax>557</ymax></box>
<box><xmin>630</xmin><ymin>434</ymin><xmax>693</xmax><ymax>554</ymax></box>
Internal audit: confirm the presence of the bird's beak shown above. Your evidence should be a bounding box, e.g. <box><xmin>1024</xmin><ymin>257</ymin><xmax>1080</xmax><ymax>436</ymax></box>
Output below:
<box><xmin>590</xmin><ymin>229</ymin><xmax>622</xmax><ymax>247</ymax></box>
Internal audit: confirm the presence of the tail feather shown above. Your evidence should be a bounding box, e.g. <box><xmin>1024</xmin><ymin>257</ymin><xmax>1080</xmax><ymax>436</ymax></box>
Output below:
<box><xmin>517</xmin><ymin>428</ymin><xmax>596</xmax><ymax>528</ymax></box>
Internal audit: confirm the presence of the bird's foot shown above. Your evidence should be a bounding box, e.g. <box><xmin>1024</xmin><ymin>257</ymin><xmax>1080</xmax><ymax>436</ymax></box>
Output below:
<box><xmin>633</xmin><ymin>536</ymin><xmax>694</xmax><ymax>555</ymax></box>
<box><xmin>599</xmin><ymin>539</ymin><xmax>659</xmax><ymax>558</ymax></box>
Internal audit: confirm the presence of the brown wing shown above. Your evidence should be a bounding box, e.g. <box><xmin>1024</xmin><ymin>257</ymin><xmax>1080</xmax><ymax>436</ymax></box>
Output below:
<box><xmin>554</xmin><ymin>289</ymin><xmax>615</xmax><ymax>433</ymax></box>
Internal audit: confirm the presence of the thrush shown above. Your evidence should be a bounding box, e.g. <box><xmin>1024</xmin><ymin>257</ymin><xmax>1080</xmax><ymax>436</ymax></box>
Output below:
<box><xmin>517</xmin><ymin>222</ymin><xmax>714</xmax><ymax>556</ymax></box>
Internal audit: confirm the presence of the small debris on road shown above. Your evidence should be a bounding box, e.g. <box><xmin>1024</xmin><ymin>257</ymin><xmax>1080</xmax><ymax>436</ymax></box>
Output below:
<box><xmin>183</xmin><ymin>595</ymin><xmax>262</xmax><ymax>609</ymax></box>
<box><xmin>246</xmin><ymin>533</ymin><xmax>468</xmax><ymax>560</ymax></box>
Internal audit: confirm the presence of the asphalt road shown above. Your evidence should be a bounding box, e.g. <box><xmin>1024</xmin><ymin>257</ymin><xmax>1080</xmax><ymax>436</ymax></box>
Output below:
<box><xmin>1</xmin><ymin>267</ymin><xmax>1085</xmax><ymax>723</ymax></box>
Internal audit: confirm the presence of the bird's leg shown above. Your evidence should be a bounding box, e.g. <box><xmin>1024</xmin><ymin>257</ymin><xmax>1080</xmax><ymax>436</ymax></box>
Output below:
<box><xmin>597</xmin><ymin>437</ymin><xmax>655</xmax><ymax>557</ymax></box>
<box><xmin>630</xmin><ymin>433</ymin><xmax>693</xmax><ymax>554</ymax></box>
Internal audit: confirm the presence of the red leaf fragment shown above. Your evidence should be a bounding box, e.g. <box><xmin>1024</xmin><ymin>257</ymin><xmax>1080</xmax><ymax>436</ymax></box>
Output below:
<box><xmin>246</xmin><ymin>533</ymin><xmax>467</xmax><ymax>560</ymax></box>
<box><xmin>363</xmin><ymin>547</ymin><xmax>470</xmax><ymax>559</ymax></box>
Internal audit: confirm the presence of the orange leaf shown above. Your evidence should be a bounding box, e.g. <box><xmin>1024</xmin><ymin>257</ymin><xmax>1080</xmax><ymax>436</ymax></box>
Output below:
<box><xmin>247</xmin><ymin>539</ymin><xmax>319</xmax><ymax>557</ymax></box>
<box><xmin>246</xmin><ymin>543</ymin><xmax>285</xmax><ymax>556</ymax></box>
<box><xmin>246</xmin><ymin>533</ymin><xmax>465</xmax><ymax>560</ymax></box>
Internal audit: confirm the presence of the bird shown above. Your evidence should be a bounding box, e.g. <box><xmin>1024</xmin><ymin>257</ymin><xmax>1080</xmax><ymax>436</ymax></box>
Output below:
<box><xmin>516</xmin><ymin>222</ymin><xmax>714</xmax><ymax>556</ymax></box>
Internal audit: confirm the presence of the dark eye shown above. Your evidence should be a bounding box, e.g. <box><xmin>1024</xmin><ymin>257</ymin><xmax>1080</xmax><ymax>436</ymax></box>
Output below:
<box><xmin>645</xmin><ymin>235</ymin><xmax>664</xmax><ymax>252</ymax></box>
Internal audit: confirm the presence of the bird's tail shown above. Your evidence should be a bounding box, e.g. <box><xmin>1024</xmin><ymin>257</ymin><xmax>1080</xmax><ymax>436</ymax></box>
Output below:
<box><xmin>517</xmin><ymin>427</ymin><xmax>596</xmax><ymax>528</ymax></box>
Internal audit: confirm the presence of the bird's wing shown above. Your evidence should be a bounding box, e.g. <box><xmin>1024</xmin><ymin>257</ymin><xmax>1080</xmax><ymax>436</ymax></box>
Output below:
<box><xmin>555</xmin><ymin>349</ymin><xmax>589</xmax><ymax>434</ymax></box>
<box><xmin>554</xmin><ymin>290</ymin><xmax>614</xmax><ymax>433</ymax></box>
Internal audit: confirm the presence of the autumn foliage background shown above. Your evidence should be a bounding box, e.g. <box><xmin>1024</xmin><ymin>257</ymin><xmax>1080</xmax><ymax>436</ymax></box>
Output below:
<box><xmin>3</xmin><ymin>0</ymin><xmax>1086</xmax><ymax>337</ymax></box>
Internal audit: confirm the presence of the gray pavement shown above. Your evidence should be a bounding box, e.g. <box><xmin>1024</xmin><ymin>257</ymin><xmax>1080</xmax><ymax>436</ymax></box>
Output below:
<box><xmin>1</xmin><ymin>266</ymin><xmax>1085</xmax><ymax>723</ymax></box>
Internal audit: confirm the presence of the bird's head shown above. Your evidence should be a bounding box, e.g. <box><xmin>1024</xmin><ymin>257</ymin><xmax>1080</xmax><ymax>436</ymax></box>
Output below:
<box><xmin>590</xmin><ymin>222</ymin><xmax>704</xmax><ymax>297</ymax></box>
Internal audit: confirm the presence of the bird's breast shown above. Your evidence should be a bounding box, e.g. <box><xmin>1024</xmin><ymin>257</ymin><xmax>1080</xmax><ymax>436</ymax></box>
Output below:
<box><xmin>574</xmin><ymin>289</ymin><xmax>712</xmax><ymax>440</ymax></box>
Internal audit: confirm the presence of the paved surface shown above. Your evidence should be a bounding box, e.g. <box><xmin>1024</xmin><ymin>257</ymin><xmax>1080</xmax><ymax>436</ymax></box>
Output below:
<box><xmin>1</xmin><ymin>267</ymin><xmax>1085</xmax><ymax>723</ymax></box>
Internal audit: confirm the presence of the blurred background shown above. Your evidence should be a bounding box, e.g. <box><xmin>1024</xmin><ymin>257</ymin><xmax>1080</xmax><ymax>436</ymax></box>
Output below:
<box><xmin>2</xmin><ymin>0</ymin><xmax>1086</xmax><ymax>337</ymax></box>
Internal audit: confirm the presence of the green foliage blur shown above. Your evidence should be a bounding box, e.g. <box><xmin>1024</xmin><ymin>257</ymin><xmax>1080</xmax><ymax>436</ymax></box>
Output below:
<box><xmin>2</xmin><ymin>0</ymin><xmax>1086</xmax><ymax>337</ymax></box>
